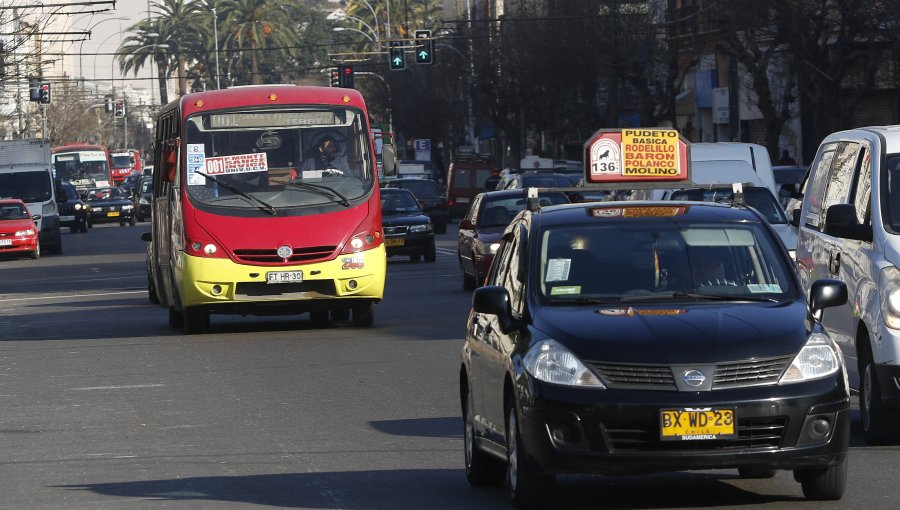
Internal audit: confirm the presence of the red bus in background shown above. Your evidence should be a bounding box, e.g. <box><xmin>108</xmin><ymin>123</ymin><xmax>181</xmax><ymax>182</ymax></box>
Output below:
<box><xmin>144</xmin><ymin>84</ymin><xmax>397</xmax><ymax>334</ymax></box>
<box><xmin>51</xmin><ymin>143</ymin><xmax>112</xmax><ymax>190</ymax></box>
<box><xmin>109</xmin><ymin>149</ymin><xmax>143</xmax><ymax>184</ymax></box>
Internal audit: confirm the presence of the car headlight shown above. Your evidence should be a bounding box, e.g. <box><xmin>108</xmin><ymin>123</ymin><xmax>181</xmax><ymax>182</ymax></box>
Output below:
<box><xmin>779</xmin><ymin>332</ymin><xmax>841</xmax><ymax>384</ymax></box>
<box><xmin>74</xmin><ymin>203</ymin><xmax>82</xmax><ymax>210</ymax></box>
<box><xmin>139</xmin><ymin>197</ymin><xmax>149</xmax><ymax>205</ymax></box>
<box><xmin>15</xmin><ymin>229</ymin><xmax>35</xmax><ymax>236</ymax></box>
<box><xmin>880</xmin><ymin>266</ymin><xmax>900</xmax><ymax>329</ymax></box>
<box><xmin>523</xmin><ymin>339</ymin><xmax>606</xmax><ymax>387</ymax></box>
<box><xmin>409</xmin><ymin>224</ymin><xmax>428</xmax><ymax>233</ymax></box>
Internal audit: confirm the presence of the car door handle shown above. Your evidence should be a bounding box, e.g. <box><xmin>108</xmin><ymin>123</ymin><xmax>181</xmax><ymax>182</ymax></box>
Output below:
<box><xmin>829</xmin><ymin>252</ymin><xmax>841</xmax><ymax>275</ymax></box>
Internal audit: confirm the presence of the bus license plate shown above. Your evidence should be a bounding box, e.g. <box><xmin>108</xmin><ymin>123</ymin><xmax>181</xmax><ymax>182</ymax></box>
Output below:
<box><xmin>107</xmin><ymin>211</ymin><xmax>120</xmax><ymax>217</ymax></box>
<box><xmin>266</xmin><ymin>271</ymin><xmax>303</xmax><ymax>284</ymax></box>
<box><xmin>660</xmin><ymin>408</ymin><xmax>735</xmax><ymax>441</ymax></box>
<box><xmin>385</xmin><ymin>238</ymin><xmax>405</xmax><ymax>247</ymax></box>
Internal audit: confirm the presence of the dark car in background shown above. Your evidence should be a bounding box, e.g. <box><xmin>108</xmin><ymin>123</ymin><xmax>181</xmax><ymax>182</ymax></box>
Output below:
<box><xmin>57</xmin><ymin>181</ymin><xmax>90</xmax><ymax>233</ymax></box>
<box><xmin>120</xmin><ymin>173</ymin><xmax>143</xmax><ymax>196</ymax></box>
<box><xmin>457</xmin><ymin>189</ymin><xmax>569</xmax><ymax>290</ymax></box>
<box><xmin>380</xmin><ymin>188</ymin><xmax>436</xmax><ymax>262</ymax></box>
<box><xmin>461</xmin><ymin>200</ymin><xmax>852</xmax><ymax>506</ymax></box>
<box><xmin>134</xmin><ymin>176</ymin><xmax>153</xmax><ymax>222</ymax></box>
<box><xmin>382</xmin><ymin>177</ymin><xmax>449</xmax><ymax>234</ymax></box>
<box><xmin>85</xmin><ymin>186</ymin><xmax>136</xmax><ymax>226</ymax></box>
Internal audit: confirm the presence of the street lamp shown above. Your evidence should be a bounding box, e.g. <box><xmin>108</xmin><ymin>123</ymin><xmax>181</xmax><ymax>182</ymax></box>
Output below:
<box><xmin>333</xmin><ymin>26</ymin><xmax>376</xmax><ymax>43</ymax></box>
<box><xmin>78</xmin><ymin>16</ymin><xmax>128</xmax><ymax>87</ymax></box>
<box><xmin>333</xmin><ymin>13</ymin><xmax>379</xmax><ymax>43</ymax></box>
<box><xmin>211</xmin><ymin>6</ymin><xmax>221</xmax><ymax>89</ymax></box>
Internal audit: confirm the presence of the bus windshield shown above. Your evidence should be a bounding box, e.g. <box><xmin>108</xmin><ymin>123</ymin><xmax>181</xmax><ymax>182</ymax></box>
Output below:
<box><xmin>184</xmin><ymin>107</ymin><xmax>374</xmax><ymax>210</ymax></box>
<box><xmin>53</xmin><ymin>151</ymin><xmax>110</xmax><ymax>186</ymax></box>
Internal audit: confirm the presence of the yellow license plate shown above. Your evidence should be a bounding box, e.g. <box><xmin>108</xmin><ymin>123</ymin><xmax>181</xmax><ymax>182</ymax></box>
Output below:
<box><xmin>660</xmin><ymin>408</ymin><xmax>736</xmax><ymax>440</ymax></box>
<box><xmin>107</xmin><ymin>211</ymin><xmax>120</xmax><ymax>217</ymax></box>
<box><xmin>385</xmin><ymin>238</ymin><xmax>405</xmax><ymax>247</ymax></box>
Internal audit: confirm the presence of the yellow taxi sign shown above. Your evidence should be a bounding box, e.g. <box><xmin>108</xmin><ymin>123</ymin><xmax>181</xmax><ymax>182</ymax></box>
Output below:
<box><xmin>584</xmin><ymin>128</ymin><xmax>690</xmax><ymax>186</ymax></box>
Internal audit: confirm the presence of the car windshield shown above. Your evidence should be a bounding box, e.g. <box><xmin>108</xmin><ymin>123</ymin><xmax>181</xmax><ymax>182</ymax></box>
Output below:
<box><xmin>885</xmin><ymin>153</ymin><xmax>900</xmax><ymax>231</ymax></box>
<box><xmin>184</xmin><ymin>107</ymin><xmax>374</xmax><ymax>211</ymax></box>
<box><xmin>477</xmin><ymin>194</ymin><xmax>568</xmax><ymax>228</ymax></box>
<box><xmin>111</xmin><ymin>154</ymin><xmax>134</xmax><ymax>169</ymax></box>
<box><xmin>0</xmin><ymin>171</ymin><xmax>53</xmax><ymax>203</ymax></box>
<box><xmin>670</xmin><ymin>188</ymin><xmax>788</xmax><ymax>224</ymax></box>
<box><xmin>87</xmin><ymin>187</ymin><xmax>126</xmax><ymax>201</ymax></box>
<box><xmin>381</xmin><ymin>190</ymin><xmax>421</xmax><ymax>213</ymax></box>
<box><xmin>0</xmin><ymin>203</ymin><xmax>29</xmax><ymax>220</ymax></box>
<box><xmin>393</xmin><ymin>180</ymin><xmax>440</xmax><ymax>197</ymax></box>
<box><xmin>538</xmin><ymin>221</ymin><xmax>797</xmax><ymax>303</ymax></box>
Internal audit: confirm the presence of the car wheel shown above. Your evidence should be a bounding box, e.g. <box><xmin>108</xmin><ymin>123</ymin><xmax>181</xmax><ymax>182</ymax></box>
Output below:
<box><xmin>464</xmin><ymin>383</ymin><xmax>505</xmax><ymax>486</ymax></box>
<box><xmin>351</xmin><ymin>302</ymin><xmax>374</xmax><ymax>327</ymax></box>
<box><xmin>425</xmin><ymin>243</ymin><xmax>437</xmax><ymax>263</ymax></box>
<box><xmin>410</xmin><ymin>253</ymin><xmax>422</xmax><ymax>262</ymax></box>
<box><xmin>859</xmin><ymin>344</ymin><xmax>899</xmax><ymax>444</ymax></box>
<box><xmin>119</xmin><ymin>220</ymin><xmax>126</xmax><ymax>226</ymax></box>
<box><xmin>506</xmin><ymin>402</ymin><xmax>553</xmax><ymax>508</ymax></box>
<box><xmin>309</xmin><ymin>310</ymin><xmax>330</xmax><ymax>326</ymax></box>
<box><xmin>29</xmin><ymin>243</ymin><xmax>40</xmax><ymax>260</ymax></box>
<box><xmin>795</xmin><ymin>456</ymin><xmax>847</xmax><ymax>500</ymax></box>
<box><xmin>78</xmin><ymin>218</ymin><xmax>88</xmax><ymax>233</ymax></box>
<box><xmin>168</xmin><ymin>308</ymin><xmax>184</xmax><ymax>329</ymax></box>
<box><xmin>331</xmin><ymin>307</ymin><xmax>350</xmax><ymax>322</ymax></box>
<box><xmin>738</xmin><ymin>467</ymin><xmax>777</xmax><ymax>479</ymax></box>
<box><xmin>182</xmin><ymin>307</ymin><xmax>209</xmax><ymax>334</ymax></box>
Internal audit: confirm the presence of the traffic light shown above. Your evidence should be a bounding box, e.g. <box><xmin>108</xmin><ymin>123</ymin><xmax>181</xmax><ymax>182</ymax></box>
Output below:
<box><xmin>114</xmin><ymin>99</ymin><xmax>126</xmax><ymax>117</ymax></box>
<box><xmin>414</xmin><ymin>30</ymin><xmax>434</xmax><ymax>65</ymax></box>
<box><xmin>29</xmin><ymin>80</ymin><xmax>41</xmax><ymax>101</ymax></box>
<box><xmin>388</xmin><ymin>41</ymin><xmax>406</xmax><ymax>71</ymax></box>
<box><xmin>105</xmin><ymin>95</ymin><xmax>114</xmax><ymax>113</ymax></box>
<box><xmin>330</xmin><ymin>67</ymin><xmax>341</xmax><ymax>87</ymax></box>
<box><xmin>339</xmin><ymin>64</ymin><xmax>354</xmax><ymax>88</ymax></box>
<box><xmin>39</xmin><ymin>83</ymin><xmax>51</xmax><ymax>104</ymax></box>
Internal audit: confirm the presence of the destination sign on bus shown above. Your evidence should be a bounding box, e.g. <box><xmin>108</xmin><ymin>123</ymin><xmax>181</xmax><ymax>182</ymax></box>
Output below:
<box><xmin>209</xmin><ymin>111</ymin><xmax>341</xmax><ymax>129</ymax></box>
<box><xmin>584</xmin><ymin>128</ymin><xmax>690</xmax><ymax>185</ymax></box>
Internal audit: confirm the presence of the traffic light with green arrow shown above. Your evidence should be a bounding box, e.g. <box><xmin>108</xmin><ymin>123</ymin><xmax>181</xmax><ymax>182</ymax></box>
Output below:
<box><xmin>415</xmin><ymin>30</ymin><xmax>433</xmax><ymax>65</ymax></box>
<box><xmin>389</xmin><ymin>41</ymin><xmax>406</xmax><ymax>70</ymax></box>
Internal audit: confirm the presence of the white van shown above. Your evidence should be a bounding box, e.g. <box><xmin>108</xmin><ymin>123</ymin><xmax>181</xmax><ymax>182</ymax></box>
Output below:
<box><xmin>0</xmin><ymin>139</ymin><xmax>61</xmax><ymax>254</ymax></box>
<box><xmin>633</xmin><ymin>159</ymin><xmax>765</xmax><ymax>201</ymax></box>
<box><xmin>691</xmin><ymin>142</ymin><xmax>778</xmax><ymax>197</ymax></box>
<box><xmin>796</xmin><ymin>125</ymin><xmax>900</xmax><ymax>444</ymax></box>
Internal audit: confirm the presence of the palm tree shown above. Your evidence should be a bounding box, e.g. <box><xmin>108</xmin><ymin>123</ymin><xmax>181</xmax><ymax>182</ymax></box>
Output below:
<box><xmin>219</xmin><ymin>0</ymin><xmax>300</xmax><ymax>85</ymax></box>
<box><xmin>155</xmin><ymin>0</ymin><xmax>205</xmax><ymax>96</ymax></box>
<box><xmin>118</xmin><ymin>18</ymin><xmax>173</xmax><ymax>105</ymax></box>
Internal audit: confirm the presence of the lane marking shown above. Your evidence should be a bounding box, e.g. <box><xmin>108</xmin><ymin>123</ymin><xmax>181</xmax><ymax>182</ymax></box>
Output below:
<box><xmin>1</xmin><ymin>290</ymin><xmax>145</xmax><ymax>303</ymax></box>
<box><xmin>69</xmin><ymin>384</ymin><xmax>164</xmax><ymax>391</ymax></box>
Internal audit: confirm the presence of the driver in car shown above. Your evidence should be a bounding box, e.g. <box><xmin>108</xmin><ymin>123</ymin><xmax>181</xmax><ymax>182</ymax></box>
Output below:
<box><xmin>295</xmin><ymin>135</ymin><xmax>349</xmax><ymax>177</ymax></box>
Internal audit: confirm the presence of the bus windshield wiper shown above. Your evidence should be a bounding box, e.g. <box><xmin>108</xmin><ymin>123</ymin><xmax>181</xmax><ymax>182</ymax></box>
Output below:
<box><xmin>277</xmin><ymin>179</ymin><xmax>351</xmax><ymax>207</ymax></box>
<box><xmin>194</xmin><ymin>172</ymin><xmax>276</xmax><ymax>215</ymax></box>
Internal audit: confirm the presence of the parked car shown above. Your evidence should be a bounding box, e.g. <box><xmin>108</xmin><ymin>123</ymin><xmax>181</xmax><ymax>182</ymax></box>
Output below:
<box><xmin>461</xmin><ymin>199</ymin><xmax>850</xmax><ymax>506</ymax></box>
<box><xmin>0</xmin><ymin>198</ymin><xmax>40</xmax><ymax>259</ymax></box>
<box><xmin>796</xmin><ymin>125</ymin><xmax>900</xmax><ymax>445</ymax></box>
<box><xmin>134</xmin><ymin>176</ymin><xmax>153</xmax><ymax>222</ymax></box>
<box><xmin>380</xmin><ymin>188</ymin><xmax>436</xmax><ymax>262</ymax></box>
<box><xmin>56</xmin><ymin>181</ymin><xmax>90</xmax><ymax>233</ymax></box>
<box><xmin>120</xmin><ymin>173</ymin><xmax>143</xmax><ymax>196</ymax></box>
<box><xmin>458</xmin><ymin>189</ymin><xmax>570</xmax><ymax>290</ymax></box>
<box><xmin>85</xmin><ymin>186</ymin><xmax>136</xmax><ymax>226</ymax></box>
<box><xmin>381</xmin><ymin>177</ymin><xmax>449</xmax><ymax>234</ymax></box>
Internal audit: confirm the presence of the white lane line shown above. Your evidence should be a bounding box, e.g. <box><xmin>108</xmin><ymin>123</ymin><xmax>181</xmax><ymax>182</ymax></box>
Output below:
<box><xmin>69</xmin><ymin>384</ymin><xmax>164</xmax><ymax>391</ymax></box>
<box><xmin>1</xmin><ymin>290</ymin><xmax>145</xmax><ymax>303</ymax></box>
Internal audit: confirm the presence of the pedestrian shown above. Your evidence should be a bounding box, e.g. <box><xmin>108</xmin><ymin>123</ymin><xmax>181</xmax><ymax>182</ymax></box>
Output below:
<box><xmin>484</xmin><ymin>168</ymin><xmax>501</xmax><ymax>190</ymax></box>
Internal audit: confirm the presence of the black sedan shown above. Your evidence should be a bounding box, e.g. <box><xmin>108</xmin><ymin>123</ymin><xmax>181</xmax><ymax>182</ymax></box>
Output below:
<box><xmin>380</xmin><ymin>188</ymin><xmax>435</xmax><ymax>262</ymax></box>
<box><xmin>85</xmin><ymin>186</ymin><xmax>136</xmax><ymax>226</ymax></box>
<box><xmin>461</xmin><ymin>200</ymin><xmax>850</xmax><ymax>507</ymax></box>
<box><xmin>134</xmin><ymin>176</ymin><xmax>153</xmax><ymax>222</ymax></box>
<box><xmin>57</xmin><ymin>181</ymin><xmax>90</xmax><ymax>233</ymax></box>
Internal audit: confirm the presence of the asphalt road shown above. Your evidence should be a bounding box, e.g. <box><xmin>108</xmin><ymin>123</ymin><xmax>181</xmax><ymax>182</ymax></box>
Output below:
<box><xmin>0</xmin><ymin>222</ymin><xmax>898</xmax><ymax>510</ymax></box>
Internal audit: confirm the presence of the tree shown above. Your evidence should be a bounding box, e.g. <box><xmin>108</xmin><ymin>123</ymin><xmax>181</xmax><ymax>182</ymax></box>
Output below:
<box><xmin>154</xmin><ymin>0</ymin><xmax>205</xmax><ymax>96</ymax></box>
<box><xmin>218</xmin><ymin>0</ymin><xmax>300</xmax><ymax>85</ymax></box>
<box><xmin>118</xmin><ymin>18</ymin><xmax>174</xmax><ymax>105</ymax></box>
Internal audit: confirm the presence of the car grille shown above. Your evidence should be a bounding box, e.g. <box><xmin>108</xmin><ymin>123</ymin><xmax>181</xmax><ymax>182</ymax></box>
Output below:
<box><xmin>383</xmin><ymin>226</ymin><xmax>408</xmax><ymax>235</ymax></box>
<box><xmin>586</xmin><ymin>356</ymin><xmax>792</xmax><ymax>391</ymax></box>
<box><xmin>233</xmin><ymin>245</ymin><xmax>337</xmax><ymax>264</ymax></box>
<box><xmin>603</xmin><ymin>416</ymin><xmax>787</xmax><ymax>451</ymax></box>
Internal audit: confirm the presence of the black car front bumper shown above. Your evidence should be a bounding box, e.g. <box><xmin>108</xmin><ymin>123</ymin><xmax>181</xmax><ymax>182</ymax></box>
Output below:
<box><xmin>516</xmin><ymin>375</ymin><xmax>849</xmax><ymax>476</ymax></box>
<box><xmin>385</xmin><ymin>232</ymin><xmax>434</xmax><ymax>257</ymax></box>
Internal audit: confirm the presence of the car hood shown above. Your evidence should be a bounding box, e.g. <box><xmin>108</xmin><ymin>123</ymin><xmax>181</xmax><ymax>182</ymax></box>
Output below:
<box><xmin>531</xmin><ymin>300</ymin><xmax>808</xmax><ymax>364</ymax></box>
<box><xmin>382</xmin><ymin>212</ymin><xmax>430</xmax><ymax>226</ymax></box>
<box><xmin>0</xmin><ymin>219</ymin><xmax>37</xmax><ymax>233</ymax></box>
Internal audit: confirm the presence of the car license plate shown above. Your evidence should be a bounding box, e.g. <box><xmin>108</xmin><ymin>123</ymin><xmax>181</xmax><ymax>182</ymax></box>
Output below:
<box><xmin>660</xmin><ymin>408</ymin><xmax>736</xmax><ymax>440</ymax></box>
<box><xmin>0</xmin><ymin>239</ymin><xmax>11</xmax><ymax>246</ymax></box>
<box><xmin>60</xmin><ymin>215</ymin><xmax>75</xmax><ymax>222</ymax></box>
<box><xmin>385</xmin><ymin>238</ymin><xmax>405</xmax><ymax>247</ymax></box>
<box><xmin>107</xmin><ymin>211</ymin><xmax>120</xmax><ymax>217</ymax></box>
<box><xmin>266</xmin><ymin>270</ymin><xmax>303</xmax><ymax>284</ymax></box>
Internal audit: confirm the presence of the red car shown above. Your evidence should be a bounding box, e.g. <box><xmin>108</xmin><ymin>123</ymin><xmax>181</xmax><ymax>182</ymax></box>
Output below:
<box><xmin>0</xmin><ymin>199</ymin><xmax>40</xmax><ymax>259</ymax></box>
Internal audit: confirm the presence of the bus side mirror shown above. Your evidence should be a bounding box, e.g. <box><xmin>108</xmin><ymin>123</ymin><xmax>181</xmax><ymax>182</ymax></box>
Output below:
<box><xmin>382</xmin><ymin>144</ymin><xmax>397</xmax><ymax>177</ymax></box>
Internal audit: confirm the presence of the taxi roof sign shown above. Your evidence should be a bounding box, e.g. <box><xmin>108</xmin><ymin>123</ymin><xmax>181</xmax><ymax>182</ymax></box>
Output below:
<box><xmin>583</xmin><ymin>128</ymin><xmax>691</xmax><ymax>189</ymax></box>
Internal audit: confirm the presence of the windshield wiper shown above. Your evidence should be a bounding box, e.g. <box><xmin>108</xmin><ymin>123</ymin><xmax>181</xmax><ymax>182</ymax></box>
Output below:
<box><xmin>620</xmin><ymin>291</ymin><xmax>781</xmax><ymax>303</ymax></box>
<box><xmin>277</xmin><ymin>179</ymin><xmax>351</xmax><ymax>207</ymax></box>
<box><xmin>193</xmin><ymin>172</ymin><xmax>276</xmax><ymax>215</ymax></box>
<box><xmin>549</xmin><ymin>296</ymin><xmax>622</xmax><ymax>305</ymax></box>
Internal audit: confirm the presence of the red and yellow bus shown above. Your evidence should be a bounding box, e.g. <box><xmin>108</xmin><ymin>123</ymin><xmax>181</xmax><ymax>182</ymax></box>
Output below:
<box><xmin>144</xmin><ymin>85</ymin><xmax>396</xmax><ymax>333</ymax></box>
<box><xmin>51</xmin><ymin>143</ymin><xmax>112</xmax><ymax>189</ymax></box>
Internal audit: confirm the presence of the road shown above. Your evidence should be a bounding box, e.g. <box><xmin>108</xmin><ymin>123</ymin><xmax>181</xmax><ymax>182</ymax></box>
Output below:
<box><xmin>0</xmin><ymin>223</ymin><xmax>897</xmax><ymax>509</ymax></box>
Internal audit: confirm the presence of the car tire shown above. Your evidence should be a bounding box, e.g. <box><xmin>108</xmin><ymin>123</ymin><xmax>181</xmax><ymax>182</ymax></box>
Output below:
<box><xmin>425</xmin><ymin>243</ymin><xmax>437</xmax><ymax>262</ymax></box>
<box><xmin>330</xmin><ymin>307</ymin><xmax>350</xmax><ymax>322</ymax></box>
<box><xmin>168</xmin><ymin>308</ymin><xmax>184</xmax><ymax>329</ymax></box>
<box><xmin>464</xmin><ymin>383</ymin><xmax>505</xmax><ymax>486</ymax></box>
<box><xmin>183</xmin><ymin>307</ymin><xmax>209</xmax><ymax>334</ymax></box>
<box><xmin>351</xmin><ymin>302</ymin><xmax>374</xmax><ymax>327</ymax></box>
<box><xmin>119</xmin><ymin>220</ymin><xmax>126</xmax><ymax>226</ymax></box>
<box><xmin>795</xmin><ymin>456</ymin><xmax>847</xmax><ymax>500</ymax></box>
<box><xmin>738</xmin><ymin>467</ymin><xmax>777</xmax><ymax>479</ymax></box>
<box><xmin>506</xmin><ymin>403</ymin><xmax>553</xmax><ymax>508</ymax></box>
<box><xmin>859</xmin><ymin>343</ymin><xmax>900</xmax><ymax>445</ymax></box>
<box><xmin>29</xmin><ymin>243</ymin><xmax>40</xmax><ymax>260</ymax></box>
<box><xmin>78</xmin><ymin>218</ymin><xmax>88</xmax><ymax>233</ymax></box>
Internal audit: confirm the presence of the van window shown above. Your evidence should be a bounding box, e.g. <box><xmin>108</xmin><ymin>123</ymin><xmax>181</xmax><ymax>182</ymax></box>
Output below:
<box><xmin>885</xmin><ymin>154</ymin><xmax>900</xmax><ymax>232</ymax></box>
<box><xmin>805</xmin><ymin>142</ymin><xmax>840</xmax><ymax>230</ymax></box>
<box><xmin>852</xmin><ymin>149</ymin><xmax>872</xmax><ymax>226</ymax></box>
<box><xmin>821</xmin><ymin>142</ymin><xmax>861</xmax><ymax>230</ymax></box>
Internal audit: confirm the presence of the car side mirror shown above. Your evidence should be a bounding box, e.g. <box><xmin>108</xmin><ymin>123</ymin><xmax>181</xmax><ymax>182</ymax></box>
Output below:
<box><xmin>809</xmin><ymin>279</ymin><xmax>848</xmax><ymax>321</ymax></box>
<box><xmin>472</xmin><ymin>285</ymin><xmax>520</xmax><ymax>333</ymax></box>
<box><xmin>824</xmin><ymin>204</ymin><xmax>872</xmax><ymax>242</ymax></box>
<box><xmin>458</xmin><ymin>218</ymin><xmax>474</xmax><ymax>230</ymax></box>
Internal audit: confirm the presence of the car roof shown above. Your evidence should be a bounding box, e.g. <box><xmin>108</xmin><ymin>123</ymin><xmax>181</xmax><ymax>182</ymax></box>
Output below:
<box><xmin>0</xmin><ymin>198</ymin><xmax>27</xmax><ymax>206</ymax></box>
<box><xmin>531</xmin><ymin>200</ymin><xmax>764</xmax><ymax>228</ymax></box>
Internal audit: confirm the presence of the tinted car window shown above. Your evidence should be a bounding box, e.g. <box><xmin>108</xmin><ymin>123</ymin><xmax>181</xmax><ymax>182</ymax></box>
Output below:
<box><xmin>393</xmin><ymin>180</ymin><xmax>440</xmax><ymax>197</ymax></box>
<box><xmin>670</xmin><ymin>188</ymin><xmax>788</xmax><ymax>224</ymax></box>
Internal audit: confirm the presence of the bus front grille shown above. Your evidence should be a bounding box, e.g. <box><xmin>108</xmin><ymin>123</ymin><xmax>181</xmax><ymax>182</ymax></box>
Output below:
<box><xmin>233</xmin><ymin>246</ymin><xmax>337</xmax><ymax>264</ymax></box>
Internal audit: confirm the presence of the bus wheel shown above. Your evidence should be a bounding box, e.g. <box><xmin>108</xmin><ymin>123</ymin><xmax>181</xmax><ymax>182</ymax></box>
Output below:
<box><xmin>183</xmin><ymin>307</ymin><xmax>209</xmax><ymax>334</ymax></box>
<box><xmin>352</xmin><ymin>302</ymin><xmax>374</xmax><ymax>327</ymax></box>
<box><xmin>331</xmin><ymin>307</ymin><xmax>350</xmax><ymax>321</ymax></box>
<box><xmin>168</xmin><ymin>308</ymin><xmax>184</xmax><ymax>329</ymax></box>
